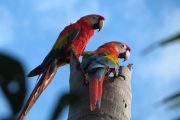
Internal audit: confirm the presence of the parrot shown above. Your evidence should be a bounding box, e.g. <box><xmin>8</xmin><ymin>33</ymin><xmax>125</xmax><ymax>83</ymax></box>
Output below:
<box><xmin>81</xmin><ymin>41</ymin><xmax>131</xmax><ymax>111</ymax></box>
<box><xmin>19</xmin><ymin>14</ymin><xmax>104</xmax><ymax>120</ymax></box>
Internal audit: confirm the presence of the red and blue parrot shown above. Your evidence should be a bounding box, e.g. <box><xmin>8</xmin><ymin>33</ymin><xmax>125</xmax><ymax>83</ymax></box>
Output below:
<box><xmin>19</xmin><ymin>14</ymin><xmax>104</xmax><ymax>120</ymax></box>
<box><xmin>81</xmin><ymin>41</ymin><xmax>130</xmax><ymax>111</ymax></box>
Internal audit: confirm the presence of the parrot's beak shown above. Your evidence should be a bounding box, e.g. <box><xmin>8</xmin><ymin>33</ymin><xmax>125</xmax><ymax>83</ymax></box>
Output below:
<box><xmin>119</xmin><ymin>50</ymin><xmax>130</xmax><ymax>62</ymax></box>
<box><xmin>98</xmin><ymin>20</ymin><xmax>104</xmax><ymax>32</ymax></box>
<box><xmin>124</xmin><ymin>50</ymin><xmax>130</xmax><ymax>61</ymax></box>
<box><xmin>92</xmin><ymin>19</ymin><xmax>104</xmax><ymax>32</ymax></box>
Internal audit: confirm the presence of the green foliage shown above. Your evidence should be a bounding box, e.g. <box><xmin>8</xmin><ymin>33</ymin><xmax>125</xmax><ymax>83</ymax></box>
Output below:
<box><xmin>159</xmin><ymin>33</ymin><xmax>180</xmax><ymax>46</ymax></box>
<box><xmin>50</xmin><ymin>92</ymin><xmax>81</xmax><ymax>120</ymax></box>
<box><xmin>142</xmin><ymin>32</ymin><xmax>180</xmax><ymax>55</ymax></box>
<box><xmin>0</xmin><ymin>53</ymin><xmax>80</xmax><ymax>120</ymax></box>
<box><xmin>162</xmin><ymin>91</ymin><xmax>180</xmax><ymax>120</ymax></box>
<box><xmin>169</xmin><ymin>101</ymin><xmax>180</xmax><ymax>110</ymax></box>
<box><xmin>0</xmin><ymin>53</ymin><xmax>27</xmax><ymax>119</ymax></box>
<box><xmin>162</xmin><ymin>92</ymin><xmax>180</xmax><ymax>104</ymax></box>
<box><xmin>142</xmin><ymin>32</ymin><xmax>180</xmax><ymax>119</ymax></box>
<box><xmin>162</xmin><ymin>92</ymin><xmax>180</xmax><ymax>109</ymax></box>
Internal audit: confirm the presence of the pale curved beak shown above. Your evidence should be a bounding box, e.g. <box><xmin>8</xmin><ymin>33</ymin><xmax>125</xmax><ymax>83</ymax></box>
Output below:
<box><xmin>123</xmin><ymin>50</ymin><xmax>130</xmax><ymax>61</ymax></box>
<box><xmin>98</xmin><ymin>20</ymin><xmax>104</xmax><ymax>32</ymax></box>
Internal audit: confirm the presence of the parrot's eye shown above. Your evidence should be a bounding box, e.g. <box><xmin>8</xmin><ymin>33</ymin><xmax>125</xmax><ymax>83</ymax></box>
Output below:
<box><xmin>122</xmin><ymin>44</ymin><xmax>127</xmax><ymax>50</ymax></box>
<box><xmin>121</xmin><ymin>44</ymin><xmax>125</xmax><ymax>48</ymax></box>
<box><xmin>92</xmin><ymin>16</ymin><xmax>97</xmax><ymax>20</ymax></box>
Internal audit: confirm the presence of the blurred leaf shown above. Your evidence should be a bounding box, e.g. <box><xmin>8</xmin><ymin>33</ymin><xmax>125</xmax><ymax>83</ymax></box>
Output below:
<box><xmin>142</xmin><ymin>32</ymin><xmax>180</xmax><ymax>55</ymax></box>
<box><xmin>51</xmin><ymin>92</ymin><xmax>81</xmax><ymax>120</ymax></box>
<box><xmin>168</xmin><ymin>101</ymin><xmax>180</xmax><ymax>109</ymax></box>
<box><xmin>0</xmin><ymin>53</ymin><xmax>27</xmax><ymax>115</ymax></box>
<box><xmin>173</xmin><ymin>117</ymin><xmax>180</xmax><ymax>120</ymax></box>
<box><xmin>161</xmin><ymin>91</ymin><xmax>180</xmax><ymax>119</ymax></box>
<box><xmin>1</xmin><ymin>116</ymin><xmax>17</xmax><ymax>120</ymax></box>
<box><xmin>162</xmin><ymin>92</ymin><xmax>180</xmax><ymax>103</ymax></box>
<box><xmin>159</xmin><ymin>33</ymin><xmax>180</xmax><ymax>46</ymax></box>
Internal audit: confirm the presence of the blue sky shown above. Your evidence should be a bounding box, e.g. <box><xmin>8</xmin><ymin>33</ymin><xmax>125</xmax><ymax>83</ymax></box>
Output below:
<box><xmin>0</xmin><ymin>0</ymin><xmax>180</xmax><ymax>120</ymax></box>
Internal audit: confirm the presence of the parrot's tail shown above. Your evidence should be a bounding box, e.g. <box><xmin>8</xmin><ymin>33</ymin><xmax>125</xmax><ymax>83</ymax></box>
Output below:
<box><xmin>89</xmin><ymin>74</ymin><xmax>105</xmax><ymax>111</ymax></box>
<box><xmin>27</xmin><ymin>64</ymin><xmax>43</xmax><ymax>77</ymax></box>
<box><xmin>19</xmin><ymin>62</ymin><xmax>57</xmax><ymax>120</ymax></box>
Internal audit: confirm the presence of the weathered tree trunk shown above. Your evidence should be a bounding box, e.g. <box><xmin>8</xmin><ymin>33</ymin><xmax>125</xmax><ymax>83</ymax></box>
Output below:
<box><xmin>68</xmin><ymin>55</ymin><xmax>133</xmax><ymax>120</ymax></box>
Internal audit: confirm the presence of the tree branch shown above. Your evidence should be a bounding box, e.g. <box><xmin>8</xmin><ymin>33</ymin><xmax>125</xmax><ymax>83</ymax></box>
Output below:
<box><xmin>68</xmin><ymin>55</ymin><xmax>133</xmax><ymax>120</ymax></box>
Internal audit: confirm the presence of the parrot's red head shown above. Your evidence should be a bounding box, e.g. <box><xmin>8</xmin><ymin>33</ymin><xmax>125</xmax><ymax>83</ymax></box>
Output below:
<box><xmin>78</xmin><ymin>14</ymin><xmax>105</xmax><ymax>32</ymax></box>
<box><xmin>97</xmin><ymin>41</ymin><xmax>131</xmax><ymax>61</ymax></box>
<box><xmin>114</xmin><ymin>41</ymin><xmax>131</xmax><ymax>61</ymax></box>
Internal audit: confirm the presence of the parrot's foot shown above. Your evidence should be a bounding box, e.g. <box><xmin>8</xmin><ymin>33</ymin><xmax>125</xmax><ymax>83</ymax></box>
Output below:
<box><xmin>80</xmin><ymin>66</ymin><xmax>89</xmax><ymax>86</ymax></box>
<box><xmin>118</xmin><ymin>74</ymin><xmax>126</xmax><ymax>80</ymax></box>
<box><xmin>110</xmin><ymin>68</ymin><xmax>120</xmax><ymax>78</ymax></box>
<box><xmin>108</xmin><ymin>78</ymin><xmax>115</xmax><ymax>82</ymax></box>
<box><xmin>83</xmin><ymin>73</ymin><xmax>89</xmax><ymax>86</ymax></box>
<box><xmin>108</xmin><ymin>72</ymin><xmax>126</xmax><ymax>81</ymax></box>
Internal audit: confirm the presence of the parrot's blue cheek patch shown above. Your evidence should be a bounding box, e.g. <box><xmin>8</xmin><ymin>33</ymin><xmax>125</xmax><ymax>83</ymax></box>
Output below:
<box><xmin>96</xmin><ymin>72</ymin><xmax>102</xmax><ymax>80</ymax></box>
<box><xmin>96</xmin><ymin>99</ymin><xmax>101</xmax><ymax>109</ymax></box>
<box><xmin>96</xmin><ymin>68</ymin><xmax>106</xmax><ymax>80</ymax></box>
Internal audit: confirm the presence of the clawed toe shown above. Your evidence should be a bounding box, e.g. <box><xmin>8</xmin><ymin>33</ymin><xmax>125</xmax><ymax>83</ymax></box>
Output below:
<box><xmin>83</xmin><ymin>73</ymin><xmax>89</xmax><ymax>86</ymax></box>
<box><xmin>118</xmin><ymin>74</ymin><xmax>126</xmax><ymax>80</ymax></box>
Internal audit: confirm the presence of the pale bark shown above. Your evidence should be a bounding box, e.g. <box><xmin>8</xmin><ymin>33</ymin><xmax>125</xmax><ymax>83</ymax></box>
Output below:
<box><xmin>68</xmin><ymin>55</ymin><xmax>133</xmax><ymax>120</ymax></box>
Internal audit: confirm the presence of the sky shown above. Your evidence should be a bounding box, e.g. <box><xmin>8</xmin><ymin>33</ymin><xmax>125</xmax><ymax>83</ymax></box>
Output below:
<box><xmin>0</xmin><ymin>0</ymin><xmax>180</xmax><ymax>120</ymax></box>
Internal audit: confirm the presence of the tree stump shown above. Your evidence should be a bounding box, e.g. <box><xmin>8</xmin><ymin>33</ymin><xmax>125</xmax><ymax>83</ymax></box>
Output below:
<box><xmin>68</xmin><ymin>55</ymin><xmax>133</xmax><ymax>120</ymax></box>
